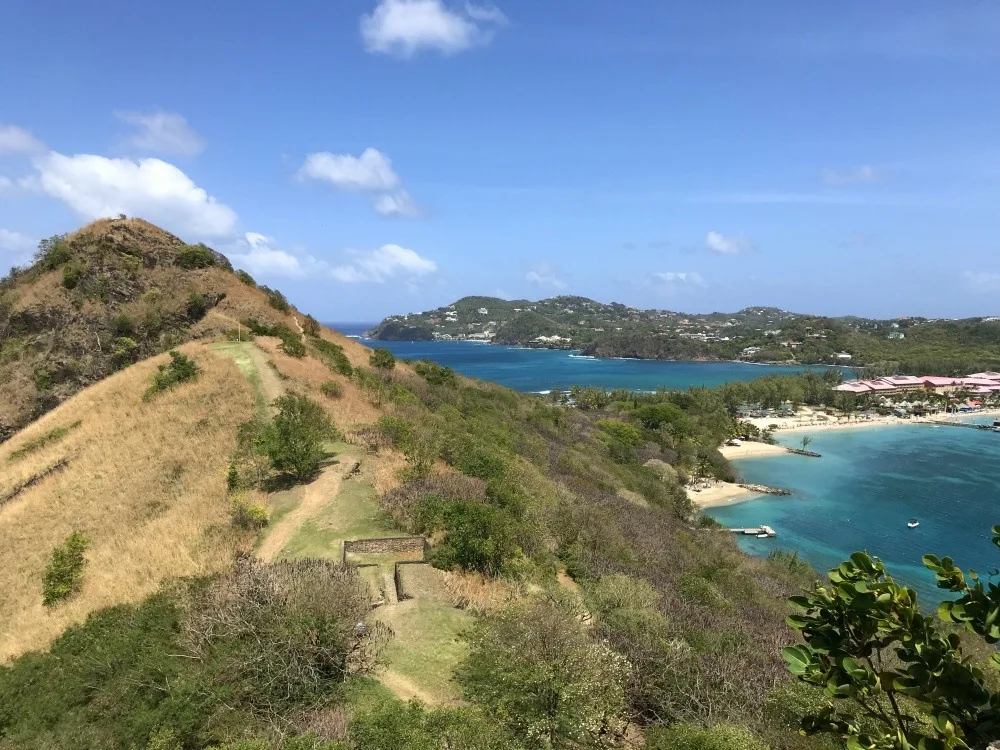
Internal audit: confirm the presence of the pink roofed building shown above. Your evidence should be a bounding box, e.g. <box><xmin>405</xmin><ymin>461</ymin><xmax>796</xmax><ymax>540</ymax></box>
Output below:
<box><xmin>833</xmin><ymin>373</ymin><xmax>1000</xmax><ymax>396</ymax></box>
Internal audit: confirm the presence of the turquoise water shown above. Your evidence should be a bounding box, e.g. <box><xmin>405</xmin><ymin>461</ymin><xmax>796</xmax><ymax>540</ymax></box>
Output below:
<box><xmin>707</xmin><ymin>426</ymin><xmax>1000</xmax><ymax>605</ymax></box>
<box><xmin>328</xmin><ymin>323</ymin><xmax>838</xmax><ymax>393</ymax></box>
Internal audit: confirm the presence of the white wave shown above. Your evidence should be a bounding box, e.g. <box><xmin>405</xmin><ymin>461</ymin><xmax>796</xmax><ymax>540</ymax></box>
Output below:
<box><xmin>568</xmin><ymin>354</ymin><xmax>596</xmax><ymax>360</ymax></box>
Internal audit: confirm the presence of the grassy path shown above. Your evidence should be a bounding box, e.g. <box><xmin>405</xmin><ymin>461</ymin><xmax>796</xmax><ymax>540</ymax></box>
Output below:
<box><xmin>207</xmin><ymin>341</ymin><xmax>284</xmax><ymax>417</ymax></box>
<box><xmin>257</xmin><ymin>462</ymin><xmax>346</xmax><ymax>561</ymax></box>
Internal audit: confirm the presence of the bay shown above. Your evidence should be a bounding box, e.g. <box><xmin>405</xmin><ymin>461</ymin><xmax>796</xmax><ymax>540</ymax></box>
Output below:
<box><xmin>328</xmin><ymin>322</ymin><xmax>838</xmax><ymax>393</ymax></box>
<box><xmin>706</xmin><ymin>426</ymin><xmax>1000</xmax><ymax>605</ymax></box>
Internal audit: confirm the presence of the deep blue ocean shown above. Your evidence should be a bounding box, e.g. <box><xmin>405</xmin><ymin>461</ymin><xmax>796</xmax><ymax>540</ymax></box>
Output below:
<box><xmin>328</xmin><ymin>322</ymin><xmax>1000</xmax><ymax>605</ymax></box>
<box><xmin>708</xmin><ymin>426</ymin><xmax>1000</xmax><ymax>605</ymax></box>
<box><xmin>328</xmin><ymin>322</ymin><xmax>837</xmax><ymax>393</ymax></box>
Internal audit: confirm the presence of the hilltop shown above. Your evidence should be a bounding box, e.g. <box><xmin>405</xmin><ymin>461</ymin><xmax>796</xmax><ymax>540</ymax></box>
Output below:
<box><xmin>369</xmin><ymin>295</ymin><xmax>1000</xmax><ymax>374</ymax></box>
<box><xmin>0</xmin><ymin>218</ymin><xmax>302</xmax><ymax>442</ymax></box>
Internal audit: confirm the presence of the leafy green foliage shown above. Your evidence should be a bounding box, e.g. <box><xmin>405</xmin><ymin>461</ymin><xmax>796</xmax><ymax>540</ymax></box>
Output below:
<box><xmin>311</xmin><ymin>337</ymin><xmax>354</xmax><ymax>376</ymax></box>
<box><xmin>320</xmin><ymin>380</ymin><xmax>343</xmax><ymax>399</ymax></box>
<box><xmin>783</xmin><ymin>537</ymin><xmax>1000</xmax><ymax>750</ymax></box>
<box><xmin>187</xmin><ymin>291</ymin><xmax>206</xmax><ymax>320</ymax></box>
<box><xmin>262</xmin><ymin>286</ymin><xmax>291</xmax><ymax>312</ymax></box>
<box><xmin>235</xmin><ymin>269</ymin><xmax>257</xmax><ymax>286</ymax></box>
<box><xmin>9</xmin><ymin>420</ymin><xmax>82</xmax><ymax>461</ymax></box>
<box><xmin>646</xmin><ymin>723</ymin><xmax>770</xmax><ymax>750</ymax></box>
<box><xmin>303</xmin><ymin>314</ymin><xmax>321</xmax><ymax>336</ymax></box>
<box><xmin>146</xmin><ymin>351</ymin><xmax>201</xmax><ymax>397</ymax></box>
<box><xmin>280</xmin><ymin>333</ymin><xmax>306</xmax><ymax>358</ymax></box>
<box><xmin>230</xmin><ymin>493</ymin><xmax>269</xmax><ymax>528</ymax></box>
<box><xmin>42</xmin><ymin>531</ymin><xmax>90</xmax><ymax>606</ymax></box>
<box><xmin>0</xmin><ymin>560</ymin><xmax>388</xmax><ymax>749</ymax></box>
<box><xmin>369</xmin><ymin>348</ymin><xmax>396</xmax><ymax>371</ymax></box>
<box><xmin>414</xmin><ymin>360</ymin><xmax>457</xmax><ymax>387</ymax></box>
<box><xmin>33</xmin><ymin>235</ymin><xmax>72</xmax><ymax>270</ymax></box>
<box><xmin>61</xmin><ymin>260</ymin><xmax>85</xmax><ymax>289</ymax></box>
<box><xmin>457</xmin><ymin>600</ymin><xmax>630</xmax><ymax>749</ymax></box>
<box><xmin>259</xmin><ymin>393</ymin><xmax>339</xmax><ymax>479</ymax></box>
<box><xmin>175</xmin><ymin>243</ymin><xmax>216</xmax><ymax>269</ymax></box>
<box><xmin>423</xmin><ymin>498</ymin><xmax>518</xmax><ymax>576</ymax></box>
<box><xmin>349</xmin><ymin>700</ymin><xmax>520</xmax><ymax>750</ymax></box>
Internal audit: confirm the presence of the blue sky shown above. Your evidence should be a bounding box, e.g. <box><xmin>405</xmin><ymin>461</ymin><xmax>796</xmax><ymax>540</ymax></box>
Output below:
<box><xmin>2</xmin><ymin>0</ymin><xmax>999</xmax><ymax>320</ymax></box>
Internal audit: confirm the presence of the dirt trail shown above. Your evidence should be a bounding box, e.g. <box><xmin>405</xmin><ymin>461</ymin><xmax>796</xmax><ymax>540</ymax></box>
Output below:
<box><xmin>378</xmin><ymin>669</ymin><xmax>440</xmax><ymax>705</ymax></box>
<box><xmin>245</xmin><ymin>342</ymin><xmax>285</xmax><ymax>404</ymax></box>
<box><xmin>257</xmin><ymin>466</ymin><xmax>343</xmax><ymax>561</ymax></box>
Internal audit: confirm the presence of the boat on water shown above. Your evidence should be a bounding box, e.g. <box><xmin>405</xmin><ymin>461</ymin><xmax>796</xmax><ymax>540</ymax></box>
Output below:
<box><xmin>756</xmin><ymin>533</ymin><xmax>769</xmax><ymax>538</ymax></box>
<box><xmin>907</xmin><ymin>520</ymin><xmax>920</xmax><ymax>528</ymax></box>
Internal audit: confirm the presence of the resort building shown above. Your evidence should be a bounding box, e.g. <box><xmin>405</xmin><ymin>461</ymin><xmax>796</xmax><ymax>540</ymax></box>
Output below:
<box><xmin>833</xmin><ymin>374</ymin><xmax>1000</xmax><ymax>396</ymax></box>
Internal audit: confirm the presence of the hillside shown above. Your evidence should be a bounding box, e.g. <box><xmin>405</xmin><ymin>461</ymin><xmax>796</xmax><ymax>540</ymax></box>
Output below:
<box><xmin>0</xmin><ymin>220</ymin><xmax>898</xmax><ymax>748</ymax></box>
<box><xmin>0</xmin><ymin>218</ymin><xmax>307</xmax><ymax>442</ymax></box>
<box><xmin>370</xmin><ymin>296</ymin><xmax>1000</xmax><ymax>374</ymax></box>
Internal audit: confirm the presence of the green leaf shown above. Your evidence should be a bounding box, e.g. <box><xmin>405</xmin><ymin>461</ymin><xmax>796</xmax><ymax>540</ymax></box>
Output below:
<box><xmin>782</xmin><ymin>646</ymin><xmax>813</xmax><ymax>675</ymax></box>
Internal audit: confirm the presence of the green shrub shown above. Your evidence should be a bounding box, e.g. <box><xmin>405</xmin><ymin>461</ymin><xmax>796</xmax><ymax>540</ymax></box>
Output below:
<box><xmin>369</xmin><ymin>348</ymin><xmax>395</xmax><ymax>371</ymax></box>
<box><xmin>414</xmin><ymin>360</ymin><xmax>457</xmax><ymax>387</ymax></box>
<box><xmin>320</xmin><ymin>380</ymin><xmax>343</xmax><ymax>399</ymax></box>
<box><xmin>113</xmin><ymin>336</ymin><xmax>139</xmax><ymax>366</ymax></box>
<box><xmin>457</xmin><ymin>600</ymin><xmax>630</xmax><ymax>748</ymax></box>
<box><xmin>42</xmin><ymin>531</ymin><xmax>90</xmax><ymax>606</ymax></box>
<box><xmin>9</xmin><ymin>420</ymin><xmax>82</xmax><ymax>461</ymax></box>
<box><xmin>280</xmin><ymin>333</ymin><xmax>306</xmax><ymax>358</ymax></box>
<box><xmin>349</xmin><ymin>700</ymin><xmax>516</xmax><ymax>750</ymax></box>
<box><xmin>110</xmin><ymin>312</ymin><xmax>135</xmax><ymax>337</ymax></box>
<box><xmin>176</xmin><ymin>243</ymin><xmax>216</xmax><ymax>269</ymax></box>
<box><xmin>235</xmin><ymin>269</ymin><xmax>256</xmax><ymax>286</ymax></box>
<box><xmin>426</xmin><ymin>500</ymin><xmax>518</xmax><ymax>576</ymax></box>
<box><xmin>596</xmin><ymin>418</ymin><xmax>644</xmax><ymax>447</ymax></box>
<box><xmin>646</xmin><ymin>723</ymin><xmax>770</xmax><ymax>750</ymax></box>
<box><xmin>303</xmin><ymin>314</ymin><xmax>321</xmax><ymax>336</ymax></box>
<box><xmin>186</xmin><ymin>291</ymin><xmax>206</xmax><ymax>320</ymax></box>
<box><xmin>263</xmin><ymin>286</ymin><xmax>291</xmax><ymax>312</ymax></box>
<box><xmin>61</xmin><ymin>260</ymin><xmax>85</xmax><ymax>289</ymax></box>
<box><xmin>312</xmin><ymin>337</ymin><xmax>354</xmax><ymax>376</ymax></box>
<box><xmin>230</xmin><ymin>494</ymin><xmax>269</xmax><ymax>529</ymax></box>
<box><xmin>260</xmin><ymin>393</ymin><xmax>340</xmax><ymax>479</ymax></box>
<box><xmin>146</xmin><ymin>351</ymin><xmax>201</xmax><ymax>397</ymax></box>
<box><xmin>34</xmin><ymin>235</ymin><xmax>71</xmax><ymax>269</ymax></box>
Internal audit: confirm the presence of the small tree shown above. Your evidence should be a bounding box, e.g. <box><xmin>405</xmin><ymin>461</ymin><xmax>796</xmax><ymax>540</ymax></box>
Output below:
<box><xmin>261</xmin><ymin>393</ymin><xmax>340</xmax><ymax>479</ymax></box>
<box><xmin>146</xmin><ymin>351</ymin><xmax>200</xmax><ymax>397</ymax></box>
<box><xmin>302</xmin><ymin>314</ymin><xmax>321</xmax><ymax>337</ymax></box>
<box><xmin>43</xmin><ymin>531</ymin><xmax>90</xmax><ymax>606</ymax></box>
<box><xmin>800</xmin><ymin>435</ymin><xmax>813</xmax><ymax>451</ymax></box>
<box><xmin>783</xmin><ymin>527</ymin><xmax>1000</xmax><ymax>750</ymax></box>
<box><xmin>457</xmin><ymin>600</ymin><xmax>630</xmax><ymax>749</ymax></box>
<box><xmin>369</xmin><ymin>348</ymin><xmax>395</xmax><ymax>371</ymax></box>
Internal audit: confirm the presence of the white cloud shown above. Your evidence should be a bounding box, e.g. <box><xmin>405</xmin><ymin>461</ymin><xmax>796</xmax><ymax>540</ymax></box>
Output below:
<box><xmin>0</xmin><ymin>228</ymin><xmax>37</xmax><ymax>266</ymax></box>
<box><xmin>374</xmin><ymin>189</ymin><xmax>421</xmax><ymax>217</ymax></box>
<box><xmin>299</xmin><ymin>148</ymin><xmax>421</xmax><ymax>218</ymax></box>
<box><xmin>32</xmin><ymin>152</ymin><xmax>238</xmax><ymax>237</ymax></box>
<box><xmin>656</xmin><ymin>271</ymin><xmax>705</xmax><ymax>287</ymax></box>
<box><xmin>821</xmin><ymin>165</ymin><xmax>882</xmax><ymax>187</ymax></box>
<box><xmin>0</xmin><ymin>175</ymin><xmax>15</xmax><ymax>194</ymax></box>
<box><xmin>0</xmin><ymin>124</ymin><xmax>45</xmax><ymax>155</ymax></box>
<box><xmin>705</xmin><ymin>231</ymin><xmax>749</xmax><ymax>255</ymax></box>
<box><xmin>965</xmin><ymin>271</ymin><xmax>1000</xmax><ymax>293</ymax></box>
<box><xmin>525</xmin><ymin>267</ymin><xmax>566</xmax><ymax>290</ymax></box>
<box><xmin>116</xmin><ymin>110</ymin><xmax>206</xmax><ymax>156</ymax></box>
<box><xmin>228</xmin><ymin>232</ymin><xmax>307</xmax><ymax>278</ymax></box>
<box><xmin>361</xmin><ymin>0</ymin><xmax>507</xmax><ymax>57</ymax></box>
<box><xmin>298</xmin><ymin>148</ymin><xmax>400</xmax><ymax>192</ymax></box>
<box><xmin>331</xmin><ymin>244</ymin><xmax>437</xmax><ymax>283</ymax></box>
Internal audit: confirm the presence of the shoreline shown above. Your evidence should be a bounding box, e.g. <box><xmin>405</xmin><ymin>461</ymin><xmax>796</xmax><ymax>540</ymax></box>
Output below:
<box><xmin>687</xmin><ymin>480</ymin><xmax>763</xmax><ymax>509</ymax></box>
<box><xmin>745</xmin><ymin>408</ymin><xmax>1000</xmax><ymax>436</ymax></box>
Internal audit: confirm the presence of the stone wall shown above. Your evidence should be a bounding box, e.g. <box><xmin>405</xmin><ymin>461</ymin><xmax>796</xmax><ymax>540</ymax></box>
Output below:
<box><xmin>341</xmin><ymin>536</ymin><xmax>427</xmax><ymax>562</ymax></box>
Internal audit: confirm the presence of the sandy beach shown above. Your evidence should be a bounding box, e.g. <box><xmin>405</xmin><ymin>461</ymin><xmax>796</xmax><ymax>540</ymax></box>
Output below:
<box><xmin>686</xmin><ymin>480</ymin><xmax>761</xmax><ymax>508</ymax></box>
<box><xmin>719</xmin><ymin>442</ymin><xmax>789</xmax><ymax>459</ymax></box>
<box><xmin>744</xmin><ymin>407</ymin><xmax>1000</xmax><ymax>435</ymax></box>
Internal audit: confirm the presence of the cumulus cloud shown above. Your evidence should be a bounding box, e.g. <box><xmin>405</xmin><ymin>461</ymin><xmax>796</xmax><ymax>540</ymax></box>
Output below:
<box><xmin>361</xmin><ymin>0</ymin><xmax>507</xmax><ymax>57</ymax></box>
<box><xmin>116</xmin><ymin>110</ymin><xmax>206</xmax><ymax>156</ymax></box>
<box><xmin>705</xmin><ymin>231</ymin><xmax>749</xmax><ymax>255</ymax></box>
<box><xmin>0</xmin><ymin>228</ymin><xmax>36</xmax><ymax>255</ymax></box>
<box><xmin>0</xmin><ymin>175</ymin><xmax>15</xmax><ymax>194</ymax></box>
<box><xmin>374</xmin><ymin>190</ymin><xmax>421</xmax><ymax>218</ymax></box>
<box><xmin>965</xmin><ymin>271</ymin><xmax>1000</xmax><ymax>293</ymax></box>
<box><xmin>821</xmin><ymin>165</ymin><xmax>882</xmax><ymax>187</ymax></box>
<box><xmin>228</xmin><ymin>232</ymin><xmax>309</xmax><ymax>278</ymax></box>
<box><xmin>31</xmin><ymin>152</ymin><xmax>238</xmax><ymax>237</ymax></box>
<box><xmin>298</xmin><ymin>148</ymin><xmax>400</xmax><ymax>192</ymax></box>
<box><xmin>330</xmin><ymin>244</ymin><xmax>437</xmax><ymax>283</ymax></box>
<box><xmin>525</xmin><ymin>266</ymin><xmax>567</xmax><ymax>290</ymax></box>
<box><xmin>298</xmin><ymin>147</ymin><xmax>421</xmax><ymax>218</ymax></box>
<box><xmin>0</xmin><ymin>124</ymin><xmax>45</xmax><ymax>155</ymax></box>
<box><xmin>656</xmin><ymin>271</ymin><xmax>705</xmax><ymax>287</ymax></box>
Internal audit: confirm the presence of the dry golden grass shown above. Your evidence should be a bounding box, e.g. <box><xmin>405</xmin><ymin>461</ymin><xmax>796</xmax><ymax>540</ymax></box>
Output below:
<box><xmin>440</xmin><ymin>569</ymin><xmax>520</xmax><ymax>614</ymax></box>
<box><xmin>255</xmin><ymin>336</ymin><xmax>383</xmax><ymax>428</ymax></box>
<box><xmin>0</xmin><ymin>343</ymin><xmax>255</xmax><ymax>661</ymax></box>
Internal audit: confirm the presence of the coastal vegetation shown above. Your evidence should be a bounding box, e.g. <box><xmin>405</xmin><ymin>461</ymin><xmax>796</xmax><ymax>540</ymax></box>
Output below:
<box><xmin>369</xmin><ymin>295</ymin><xmax>1000</xmax><ymax>375</ymax></box>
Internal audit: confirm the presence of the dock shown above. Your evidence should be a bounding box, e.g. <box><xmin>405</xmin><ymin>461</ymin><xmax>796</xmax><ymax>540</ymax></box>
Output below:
<box><xmin>926</xmin><ymin>420</ymin><xmax>997</xmax><ymax>431</ymax></box>
<box><xmin>729</xmin><ymin>525</ymin><xmax>776</xmax><ymax>537</ymax></box>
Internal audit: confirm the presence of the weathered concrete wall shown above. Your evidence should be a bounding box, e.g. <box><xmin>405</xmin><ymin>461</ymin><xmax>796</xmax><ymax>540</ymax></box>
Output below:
<box><xmin>343</xmin><ymin>536</ymin><xmax>427</xmax><ymax>556</ymax></box>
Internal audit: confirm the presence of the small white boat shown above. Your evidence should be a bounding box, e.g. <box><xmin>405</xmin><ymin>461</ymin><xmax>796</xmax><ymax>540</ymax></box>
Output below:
<box><xmin>756</xmin><ymin>533</ymin><xmax>769</xmax><ymax>538</ymax></box>
<box><xmin>907</xmin><ymin>520</ymin><xmax>919</xmax><ymax>529</ymax></box>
